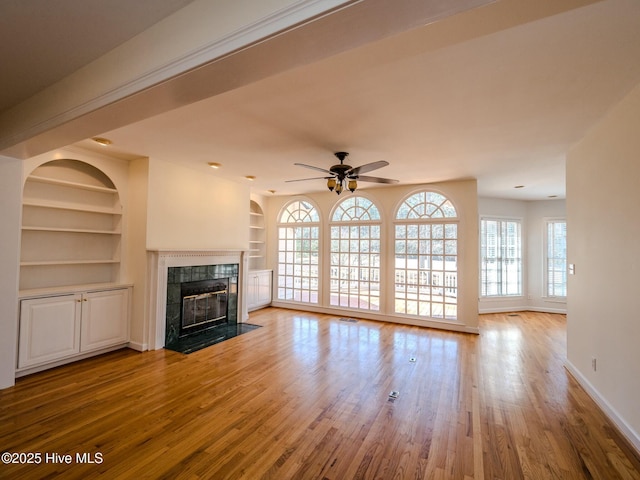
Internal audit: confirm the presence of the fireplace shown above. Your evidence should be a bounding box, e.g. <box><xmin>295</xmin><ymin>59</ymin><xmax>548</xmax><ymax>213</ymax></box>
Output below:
<box><xmin>165</xmin><ymin>263</ymin><xmax>239</xmax><ymax>347</ymax></box>
<box><xmin>145</xmin><ymin>249</ymin><xmax>248</xmax><ymax>351</ymax></box>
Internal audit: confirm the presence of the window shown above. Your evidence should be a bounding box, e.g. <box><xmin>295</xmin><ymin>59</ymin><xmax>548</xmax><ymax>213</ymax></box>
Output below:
<box><xmin>545</xmin><ymin>219</ymin><xmax>567</xmax><ymax>297</ymax></box>
<box><xmin>277</xmin><ymin>200</ymin><xmax>320</xmax><ymax>303</ymax></box>
<box><xmin>330</xmin><ymin>196</ymin><xmax>381</xmax><ymax>311</ymax></box>
<box><xmin>394</xmin><ymin>191</ymin><xmax>458</xmax><ymax>320</ymax></box>
<box><xmin>480</xmin><ymin>218</ymin><xmax>522</xmax><ymax>296</ymax></box>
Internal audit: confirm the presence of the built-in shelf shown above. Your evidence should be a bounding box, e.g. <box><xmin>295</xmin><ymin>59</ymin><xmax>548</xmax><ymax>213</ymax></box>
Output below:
<box><xmin>21</xmin><ymin>259</ymin><xmax>120</xmax><ymax>267</ymax></box>
<box><xmin>27</xmin><ymin>175</ymin><xmax>119</xmax><ymax>194</ymax></box>
<box><xmin>20</xmin><ymin>159</ymin><xmax>123</xmax><ymax>291</ymax></box>
<box><xmin>21</xmin><ymin>226</ymin><xmax>121</xmax><ymax>234</ymax></box>
<box><xmin>22</xmin><ymin>200</ymin><xmax>122</xmax><ymax>215</ymax></box>
<box><xmin>249</xmin><ymin>200</ymin><xmax>266</xmax><ymax>271</ymax></box>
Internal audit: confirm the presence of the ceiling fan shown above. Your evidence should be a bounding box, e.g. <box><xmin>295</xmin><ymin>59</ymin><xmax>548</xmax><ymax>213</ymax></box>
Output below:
<box><xmin>287</xmin><ymin>152</ymin><xmax>398</xmax><ymax>194</ymax></box>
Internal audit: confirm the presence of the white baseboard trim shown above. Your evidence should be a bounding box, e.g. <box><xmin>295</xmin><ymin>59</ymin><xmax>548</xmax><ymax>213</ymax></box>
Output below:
<box><xmin>269</xmin><ymin>301</ymin><xmax>480</xmax><ymax>334</ymax></box>
<box><xmin>564</xmin><ymin>359</ymin><xmax>640</xmax><ymax>454</ymax></box>
<box><xmin>478</xmin><ymin>306</ymin><xmax>567</xmax><ymax>315</ymax></box>
<box><xmin>127</xmin><ymin>341</ymin><xmax>147</xmax><ymax>352</ymax></box>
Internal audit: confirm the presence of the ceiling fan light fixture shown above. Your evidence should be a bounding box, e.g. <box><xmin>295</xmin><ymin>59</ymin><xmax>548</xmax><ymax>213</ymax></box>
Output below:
<box><xmin>327</xmin><ymin>178</ymin><xmax>337</xmax><ymax>191</ymax></box>
<box><xmin>335</xmin><ymin>182</ymin><xmax>343</xmax><ymax>194</ymax></box>
<box><xmin>348</xmin><ymin>179</ymin><xmax>357</xmax><ymax>192</ymax></box>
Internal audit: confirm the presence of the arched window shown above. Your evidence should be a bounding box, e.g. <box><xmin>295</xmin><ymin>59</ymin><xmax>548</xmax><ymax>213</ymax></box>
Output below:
<box><xmin>277</xmin><ymin>200</ymin><xmax>320</xmax><ymax>303</ymax></box>
<box><xmin>329</xmin><ymin>196</ymin><xmax>381</xmax><ymax>311</ymax></box>
<box><xmin>394</xmin><ymin>191</ymin><xmax>458</xmax><ymax>319</ymax></box>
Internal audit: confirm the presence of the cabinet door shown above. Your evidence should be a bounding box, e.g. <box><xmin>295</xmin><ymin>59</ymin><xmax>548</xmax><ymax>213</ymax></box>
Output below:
<box><xmin>256</xmin><ymin>271</ymin><xmax>272</xmax><ymax>306</ymax></box>
<box><xmin>247</xmin><ymin>274</ymin><xmax>259</xmax><ymax>310</ymax></box>
<box><xmin>18</xmin><ymin>295</ymin><xmax>81</xmax><ymax>368</ymax></box>
<box><xmin>80</xmin><ymin>288</ymin><xmax>129</xmax><ymax>352</ymax></box>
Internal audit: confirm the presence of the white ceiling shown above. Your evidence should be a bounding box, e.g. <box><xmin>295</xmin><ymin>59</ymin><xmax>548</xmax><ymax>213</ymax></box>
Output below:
<box><xmin>5</xmin><ymin>0</ymin><xmax>640</xmax><ymax>200</ymax></box>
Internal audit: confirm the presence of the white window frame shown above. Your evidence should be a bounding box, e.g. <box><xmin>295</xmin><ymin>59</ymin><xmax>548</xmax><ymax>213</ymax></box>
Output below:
<box><xmin>480</xmin><ymin>217</ymin><xmax>523</xmax><ymax>297</ymax></box>
<box><xmin>394</xmin><ymin>191</ymin><xmax>458</xmax><ymax>320</ymax></box>
<box><xmin>544</xmin><ymin>217</ymin><xmax>567</xmax><ymax>298</ymax></box>
<box><xmin>277</xmin><ymin>199</ymin><xmax>320</xmax><ymax>304</ymax></box>
<box><xmin>329</xmin><ymin>195</ymin><xmax>382</xmax><ymax>311</ymax></box>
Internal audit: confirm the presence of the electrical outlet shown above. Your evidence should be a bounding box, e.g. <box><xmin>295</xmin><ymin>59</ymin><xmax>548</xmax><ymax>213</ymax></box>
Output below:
<box><xmin>591</xmin><ymin>357</ymin><xmax>597</xmax><ymax>371</ymax></box>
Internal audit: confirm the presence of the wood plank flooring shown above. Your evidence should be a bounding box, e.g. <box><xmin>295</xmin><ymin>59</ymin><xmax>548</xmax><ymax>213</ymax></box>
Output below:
<box><xmin>1</xmin><ymin>309</ymin><xmax>639</xmax><ymax>479</ymax></box>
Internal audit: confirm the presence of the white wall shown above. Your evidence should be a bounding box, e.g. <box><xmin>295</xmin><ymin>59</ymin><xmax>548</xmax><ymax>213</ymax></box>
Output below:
<box><xmin>0</xmin><ymin>156</ymin><xmax>23</xmax><ymax>389</ymax></box>
<box><xmin>526</xmin><ymin>200</ymin><xmax>566</xmax><ymax>312</ymax></box>
<box><xmin>478</xmin><ymin>197</ymin><xmax>566</xmax><ymax>313</ymax></box>
<box><xmin>566</xmin><ymin>82</ymin><xmax>640</xmax><ymax>450</ymax></box>
<box><xmin>146</xmin><ymin>158</ymin><xmax>250</xmax><ymax>250</ymax></box>
<box><xmin>265</xmin><ymin>179</ymin><xmax>479</xmax><ymax>333</ymax></box>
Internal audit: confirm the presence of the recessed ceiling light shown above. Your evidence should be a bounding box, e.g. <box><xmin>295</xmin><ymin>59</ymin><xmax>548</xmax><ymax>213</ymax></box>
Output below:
<box><xmin>514</xmin><ymin>185</ymin><xmax>525</xmax><ymax>189</ymax></box>
<box><xmin>208</xmin><ymin>162</ymin><xmax>222</xmax><ymax>169</ymax></box>
<box><xmin>92</xmin><ymin>137</ymin><xmax>112</xmax><ymax>146</ymax></box>
<box><xmin>245</xmin><ymin>176</ymin><xmax>256</xmax><ymax>181</ymax></box>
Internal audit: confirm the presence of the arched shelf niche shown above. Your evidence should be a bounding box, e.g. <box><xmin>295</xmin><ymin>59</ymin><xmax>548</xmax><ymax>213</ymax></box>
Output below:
<box><xmin>249</xmin><ymin>200</ymin><xmax>266</xmax><ymax>270</ymax></box>
<box><xmin>20</xmin><ymin>159</ymin><xmax>123</xmax><ymax>292</ymax></box>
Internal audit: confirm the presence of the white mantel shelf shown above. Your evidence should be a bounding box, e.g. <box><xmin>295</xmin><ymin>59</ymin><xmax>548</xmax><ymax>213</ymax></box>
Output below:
<box><xmin>146</xmin><ymin>249</ymin><xmax>249</xmax><ymax>350</ymax></box>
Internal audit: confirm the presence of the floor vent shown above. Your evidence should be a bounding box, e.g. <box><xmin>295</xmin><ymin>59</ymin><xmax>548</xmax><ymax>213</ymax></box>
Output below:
<box><xmin>339</xmin><ymin>318</ymin><xmax>358</xmax><ymax>323</ymax></box>
<box><xmin>507</xmin><ymin>313</ymin><xmax>520</xmax><ymax>317</ymax></box>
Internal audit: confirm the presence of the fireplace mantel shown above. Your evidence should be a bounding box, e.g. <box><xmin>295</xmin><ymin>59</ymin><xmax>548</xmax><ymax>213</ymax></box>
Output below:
<box><xmin>146</xmin><ymin>249</ymin><xmax>248</xmax><ymax>350</ymax></box>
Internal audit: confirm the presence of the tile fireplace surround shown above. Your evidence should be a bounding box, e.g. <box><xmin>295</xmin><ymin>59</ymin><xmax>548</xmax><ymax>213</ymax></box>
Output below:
<box><xmin>146</xmin><ymin>249</ymin><xmax>248</xmax><ymax>350</ymax></box>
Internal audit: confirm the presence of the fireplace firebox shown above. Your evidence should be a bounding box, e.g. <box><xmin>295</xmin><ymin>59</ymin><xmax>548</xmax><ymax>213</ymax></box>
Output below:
<box><xmin>164</xmin><ymin>263</ymin><xmax>239</xmax><ymax>347</ymax></box>
<box><xmin>180</xmin><ymin>278</ymin><xmax>229</xmax><ymax>333</ymax></box>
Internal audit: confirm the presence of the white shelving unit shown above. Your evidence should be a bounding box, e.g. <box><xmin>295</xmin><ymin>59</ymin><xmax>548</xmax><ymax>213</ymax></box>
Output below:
<box><xmin>17</xmin><ymin>159</ymin><xmax>130</xmax><ymax>376</ymax></box>
<box><xmin>249</xmin><ymin>200</ymin><xmax>266</xmax><ymax>271</ymax></box>
<box><xmin>247</xmin><ymin>200</ymin><xmax>272</xmax><ymax>311</ymax></box>
<box><xmin>20</xmin><ymin>160</ymin><xmax>123</xmax><ymax>292</ymax></box>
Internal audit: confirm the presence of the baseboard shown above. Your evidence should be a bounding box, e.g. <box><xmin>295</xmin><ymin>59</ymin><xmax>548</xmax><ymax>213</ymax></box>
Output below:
<box><xmin>269</xmin><ymin>301</ymin><xmax>480</xmax><ymax>334</ymax></box>
<box><xmin>127</xmin><ymin>341</ymin><xmax>148</xmax><ymax>352</ymax></box>
<box><xmin>478</xmin><ymin>306</ymin><xmax>567</xmax><ymax>315</ymax></box>
<box><xmin>564</xmin><ymin>359</ymin><xmax>640</xmax><ymax>454</ymax></box>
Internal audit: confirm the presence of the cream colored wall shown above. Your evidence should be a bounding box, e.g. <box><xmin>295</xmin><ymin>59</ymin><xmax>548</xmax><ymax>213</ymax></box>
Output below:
<box><xmin>146</xmin><ymin>158</ymin><xmax>250</xmax><ymax>250</ymax></box>
<box><xmin>126</xmin><ymin>158</ymin><xmax>151</xmax><ymax>351</ymax></box>
<box><xmin>566</xmin><ymin>82</ymin><xmax>640</xmax><ymax>450</ymax></box>
<box><xmin>0</xmin><ymin>156</ymin><xmax>22</xmax><ymax>389</ymax></box>
<box><xmin>265</xmin><ymin>179</ymin><xmax>479</xmax><ymax>333</ymax></box>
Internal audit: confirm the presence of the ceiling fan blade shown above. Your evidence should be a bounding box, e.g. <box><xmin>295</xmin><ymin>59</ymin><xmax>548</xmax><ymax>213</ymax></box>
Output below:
<box><xmin>285</xmin><ymin>176</ymin><xmax>331</xmax><ymax>183</ymax></box>
<box><xmin>294</xmin><ymin>163</ymin><xmax>333</xmax><ymax>175</ymax></box>
<box><xmin>356</xmin><ymin>175</ymin><xmax>399</xmax><ymax>184</ymax></box>
<box><xmin>348</xmin><ymin>160</ymin><xmax>389</xmax><ymax>176</ymax></box>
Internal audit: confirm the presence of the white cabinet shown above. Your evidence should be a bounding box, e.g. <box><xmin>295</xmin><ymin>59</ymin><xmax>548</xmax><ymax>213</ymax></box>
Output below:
<box><xmin>247</xmin><ymin>270</ymin><xmax>272</xmax><ymax>312</ymax></box>
<box><xmin>18</xmin><ymin>294</ymin><xmax>81</xmax><ymax>368</ymax></box>
<box><xmin>80</xmin><ymin>288</ymin><xmax>129</xmax><ymax>352</ymax></box>
<box><xmin>18</xmin><ymin>287</ymin><xmax>130</xmax><ymax>370</ymax></box>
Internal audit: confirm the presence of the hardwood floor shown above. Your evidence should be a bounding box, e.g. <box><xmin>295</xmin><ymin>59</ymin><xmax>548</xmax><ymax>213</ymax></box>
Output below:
<box><xmin>1</xmin><ymin>309</ymin><xmax>639</xmax><ymax>479</ymax></box>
